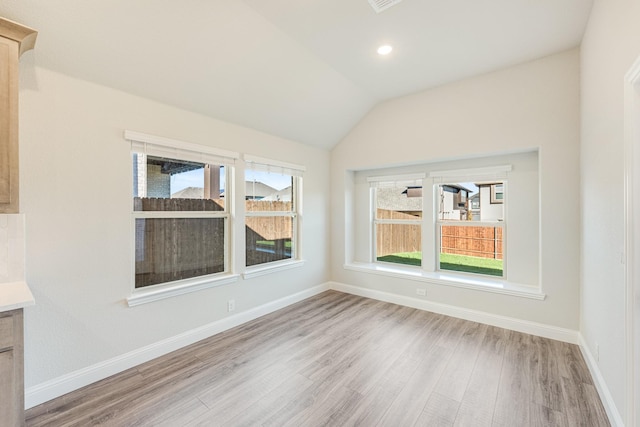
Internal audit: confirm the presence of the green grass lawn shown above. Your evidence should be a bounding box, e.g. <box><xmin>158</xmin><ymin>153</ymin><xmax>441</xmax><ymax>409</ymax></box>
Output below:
<box><xmin>377</xmin><ymin>252</ymin><xmax>503</xmax><ymax>277</ymax></box>
<box><xmin>377</xmin><ymin>252</ymin><xmax>422</xmax><ymax>266</ymax></box>
<box><xmin>256</xmin><ymin>240</ymin><xmax>292</xmax><ymax>249</ymax></box>
<box><xmin>439</xmin><ymin>253</ymin><xmax>503</xmax><ymax>277</ymax></box>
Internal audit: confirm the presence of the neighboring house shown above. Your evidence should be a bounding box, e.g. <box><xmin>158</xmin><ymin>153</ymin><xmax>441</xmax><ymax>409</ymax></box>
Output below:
<box><xmin>171</xmin><ymin>187</ymin><xmax>205</xmax><ymax>199</ymax></box>
<box><xmin>261</xmin><ymin>186</ymin><xmax>292</xmax><ymax>202</ymax></box>
<box><xmin>378</xmin><ymin>184</ymin><xmax>502</xmax><ymax>222</ymax></box>
<box><xmin>243</xmin><ymin>181</ymin><xmax>277</xmax><ymax>200</ymax></box>
<box><xmin>438</xmin><ymin>184</ymin><xmax>471</xmax><ymax>221</ymax></box>
<box><xmin>169</xmin><ymin>181</ymin><xmax>277</xmax><ymax>200</ymax></box>
<box><xmin>475</xmin><ymin>183</ymin><xmax>504</xmax><ymax>222</ymax></box>
<box><xmin>376</xmin><ymin>185</ymin><xmax>472</xmax><ymax>220</ymax></box>
<box><xmin>377</xmin><ymin>186</ymin><xmax>423</xmax><ymax>217</ymax></box>
<box><xmin>469</xmin><ymin>192</ymin><xmax>480</xmax><ymax>220</ymax></box>
<box><xmin>134</xmin><ymin>154</ymin><xmax>222</xmax><ymax>200</ymax></box>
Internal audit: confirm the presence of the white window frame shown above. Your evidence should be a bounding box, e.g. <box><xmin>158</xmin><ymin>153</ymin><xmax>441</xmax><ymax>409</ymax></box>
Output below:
<box><xmin>124</xmin><ymin>131</ymin><xmax>240</xmax><ymax>306</ymax></box>
<box><xmin>369</xmin><ymin>174</ymin><xmax>425</xmax><ymax>268</ymax></box>
<box><xmin>435</xmin><ymin>187</ymin><xmax>506</xmax><ymax>279</ymax></box>
<box><xmin>490</xmin><ymin>183</ymin><xmax>505</xmax><ymax>204</ymax></box>
<box><xmin>243</xmin><ymin>155</ymin><xmax>305</xmax><ymax>278</ymax></box>
<box><xmin>431</xmin><ymin>166</ymin><xmax>510</xmax><ymax>280</ymax></box>
<box><xmin>348</xmin><ymin>163</ymin><xmax>544</xmax><ymax>300</ymax></box>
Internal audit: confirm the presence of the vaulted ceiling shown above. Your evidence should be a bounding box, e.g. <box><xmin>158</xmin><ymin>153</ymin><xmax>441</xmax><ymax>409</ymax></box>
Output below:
<box><xmin>1</xmin><ymin>0</ymin><xmax>593</xmax><ymax>149</ymax></box>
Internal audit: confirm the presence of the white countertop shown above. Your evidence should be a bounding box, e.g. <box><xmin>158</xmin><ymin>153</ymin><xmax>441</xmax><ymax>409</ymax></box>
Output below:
<box><xmin>0</xmin><ymin>281</ymin><xmax>35</xmax><ymax>312</ymax></box>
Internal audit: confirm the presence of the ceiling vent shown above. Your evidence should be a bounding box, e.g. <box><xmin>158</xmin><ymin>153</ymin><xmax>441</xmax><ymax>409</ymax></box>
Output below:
<box><xmin>368</xmin><ymin>0</ymin><xmax>403</xmax><ymax>13</ymax></box>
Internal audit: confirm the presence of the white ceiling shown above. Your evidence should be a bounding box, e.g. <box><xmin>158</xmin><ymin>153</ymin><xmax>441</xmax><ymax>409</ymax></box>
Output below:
<box><xmin>1</xmin><ymin>0</ymin><xmax>593</xmax><ymax>149</ymax></box>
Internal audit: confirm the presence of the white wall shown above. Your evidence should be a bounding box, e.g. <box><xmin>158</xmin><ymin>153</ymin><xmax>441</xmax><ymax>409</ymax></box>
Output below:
<box><xmin>17</xmin><ymin>64</ymin><xmax>330</xmax><ymax>390</ymax></box>
<box><xmin>0</xmin><ymin>214</ymin><xmax>25</xmax><ymax>283</ymax></box>
<box><xmin>580</xmin><ymin>0</ymin><xmax>640</xmax><ymax>421</ymax></box>
<box><xmin>331</xmin><ymin>49</ymin><xmax>580</xmax><ymax>329</ymax></box>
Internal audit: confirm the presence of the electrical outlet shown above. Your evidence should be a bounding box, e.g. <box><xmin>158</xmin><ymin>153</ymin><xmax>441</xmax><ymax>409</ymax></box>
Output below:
<box><xmin>228</xmin><ymin>299</ymin><xmax>235</xmax><ymax>312</ymax></box>
<box><xmin>595</xmin><ymin>342</ymin><xmax>600</xmax><ymax>361</ymax></box>
<box><xmin>416</xmin><ymin>288</ymin><xmax>426</xmax><ymax>296</ymax></box>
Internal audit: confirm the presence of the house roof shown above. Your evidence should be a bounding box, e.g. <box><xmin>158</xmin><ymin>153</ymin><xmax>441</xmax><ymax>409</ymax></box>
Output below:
<box><xmin>244</xmin><ymin>181</ymin><xmax>278</xmax><ymax>199</ymax></box>
<box><xmin>442</xmin><ymin>184</ymin><xmax>473</xmax><ymax>194</ymax></box>
<box><xmin>171</xmin><ymin>187</ymin><xmax>205</xmax><ymax>199</ymax></box>
<box><xmin>172</xmin><ymin>181</ymin><xmax>277</xmax><ymax>199</ymax></box>
<box><xmin>1</xmin><ymin>0</ymin><xmax>593</xmax><ymax>149</ymax></box>
<box><xmin>376</xmin><ymin>187</ymin><xmax>422</xmax><ymax>213</ymax></box>
<box><xmin>262</xmin><ymin>186</ymin><xmax>293</xmax><ymax>202</ymax></box>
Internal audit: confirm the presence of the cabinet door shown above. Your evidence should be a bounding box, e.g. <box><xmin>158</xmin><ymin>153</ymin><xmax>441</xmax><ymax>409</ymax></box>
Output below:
<box><xmin>0</xmin><ymin>349</ymin><xmax>16</xmax><ymax>426</ymax></box>
<box><xmin>0</xmin><ymin>36</ymin><xmax>19</xmax><ymax>213</ymax></box>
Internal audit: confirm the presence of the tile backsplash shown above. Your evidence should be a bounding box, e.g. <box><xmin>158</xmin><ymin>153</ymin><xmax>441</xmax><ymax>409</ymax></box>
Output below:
<box><xmin>0</xmin><ymin>214</ymin><xmax>25</xmax><ymax>283</ymax></box>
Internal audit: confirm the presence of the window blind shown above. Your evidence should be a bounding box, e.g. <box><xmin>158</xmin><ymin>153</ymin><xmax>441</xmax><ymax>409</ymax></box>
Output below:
<box><xmin>367</xmin><ymin>173</ymin><xmax>425</xmax><ymax>188</ymax></box>
<box><xmin>244</xmin><ymin>155</ymin><xmax>305</xmax><ymax>177</ymax></box>
<box><xmin>125</xmin><ymin>130</ymin><xmax>238</xmax><ymax>166</ymax></box>
<box><xmin>428</xmin><ymin>165</ymin><xmax>511</xmax><ymax>184</ymax></box>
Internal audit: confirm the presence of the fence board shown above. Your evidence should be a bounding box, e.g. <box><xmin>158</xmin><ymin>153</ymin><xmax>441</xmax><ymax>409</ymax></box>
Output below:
<box><xmin>441</xmin><ymin>225</ymin><xmax>503</xmax><ymax>259</ymax></box>
<box><xmin>376</xmin><ymin>207</ymin><xmax>503</xmax><ymax>260</ymax></box>
<box><xmin>376</xmin><ymin>209</ymin><xmax>421</xmax><ymax>256</ymax></box>
<box><xmin>134</xmin><ymin>197</ymin><xmax>225</xmax><ymax>211</ymax></box>
<box><xmin>135</xmin><ymin>217</ymin><xmax>225</xmax><ymax>288</ymax></box>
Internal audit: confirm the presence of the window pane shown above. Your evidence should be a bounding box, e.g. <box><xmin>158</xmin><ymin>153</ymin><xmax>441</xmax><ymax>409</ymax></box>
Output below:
<box><xmin>246</xmin><ymin>217</ymin><xmax>293</xmax><ymax>266</ymax></box>
<box><xmin>438</xmin><ymin>182</ymin><xmax>504</xmax><ymax>222</ymax></box>
<box><xmin>376</xmin><ymin>186</ymin><xmax>422</xmax><ymax>219</ymax></box>
<box><xmin>437</xmin><ymin>183</ymin><xmax>474</xmax><ymax>221</ymax></box>
<box><xmin>376</xmin><ymin>223</ymin><xmax>422</xmax><ymax>266</ymax></box>
<box><xmin>490</xmin><ymin>183</ymin><xmax>504</xmax><ymax>204</ymax></box>
<box><xmin>135</xmin><ymin>218</ymin><xmax>225</xmax><ymax>288</ymax></box>
<box><xmin>133</xmin><ymin>154</ymin><xmax>225</xmax><ymax>211</ymax></box>
<box><xmin>440</xmin><ymin>225</ymin><xmax>503</xmax><ymax>276</ymax></box>
<box><xmin>244</xmin><ymin>171</ymin><xmax>293</xmax><ymax>211</ymax></box>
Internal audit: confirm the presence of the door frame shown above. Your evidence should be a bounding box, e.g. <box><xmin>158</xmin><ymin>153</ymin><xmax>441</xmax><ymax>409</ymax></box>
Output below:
<box><xmin>624</xmin><ymin>54</ymin><xmax>640</xmax><ymax>427</ymax></box>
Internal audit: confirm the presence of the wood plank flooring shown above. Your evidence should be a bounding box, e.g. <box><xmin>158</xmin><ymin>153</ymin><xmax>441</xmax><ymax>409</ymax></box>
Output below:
<box><xmin>25</xmin><ymin>291</ymin><xmax>610</xmax><ymax>426</ymax></box>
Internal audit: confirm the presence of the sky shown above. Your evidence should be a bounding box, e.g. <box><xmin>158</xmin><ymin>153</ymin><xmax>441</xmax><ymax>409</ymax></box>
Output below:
<box><xmin>170</xmin><ymin>167</ymin><xmax>292</xmax><ymax>194</ymax></box>
<box><xmin>461</xmin><ymin>182</ymin><xmax>479</xmax><ymax>195</ymax></box>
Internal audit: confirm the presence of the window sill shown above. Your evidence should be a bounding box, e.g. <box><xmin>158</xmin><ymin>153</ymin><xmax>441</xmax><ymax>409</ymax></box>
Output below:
<box><xmin>243</xmin><ymin>259</ymin><xmax>305</xmax><ymax>280</ymax></box>
<box><xmin>343</xmin><ymin>262</ymin><xmax>545</xmax><ymax>300</ymax></box>
<box><xmin>127</xmin><ymin>273</ymin><xmax>240</xmax><ymax>307</ymax></box>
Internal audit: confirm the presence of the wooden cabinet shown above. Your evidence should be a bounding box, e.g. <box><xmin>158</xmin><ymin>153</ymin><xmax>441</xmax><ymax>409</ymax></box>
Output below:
<box><xmin>0</xmin><ymin>309</ymin><xmax>24</xmax><ymax>427</ymax></box>
<box><xmin>0</xmin><ymin>18</ymin><xmax>37</xmax><ymax>214</ymax></box>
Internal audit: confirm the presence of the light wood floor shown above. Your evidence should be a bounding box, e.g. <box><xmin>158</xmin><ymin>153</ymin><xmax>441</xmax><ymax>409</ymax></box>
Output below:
<box><xmin>26</xmin><ymin>291</ymin><xmax>610</xmax><ymax>426</ymax></box>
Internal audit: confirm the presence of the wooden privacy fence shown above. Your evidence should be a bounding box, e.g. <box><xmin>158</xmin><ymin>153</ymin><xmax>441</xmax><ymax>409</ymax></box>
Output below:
<box><xmin>440</xmin><ymin>225</ymin><xmax>503</xmax><ymax>260</ymax></box>
<box><xmin>376</xmin><ymin>209</ymin><xmax>422</xmax><ymax>256</ymax></box>
<box><xmin>134</xmin><ymin>197</ymin><xmax>225</xmax><ymax>211</ymax></box>
<box><xmin>376</xmin><ymin>209</ymin><xmax>502</xmax><ymax>259</ymax></box>
<box><xmin>134</xmin><ymin>198</ymin><xmax>227</xmax><ymax>288</ymax></box>
<box><xmin>246</xmin><ymin>200</ymin><xmax>293</xmax><ymax>266</ymax></box>
<box><xmin>135</xmin><ymin>217</ymin><xmax>225</xmax><ymax>288</ymax></box>
<box><xmin>245</xmin><ymin>200</ymin><xmax>293</xmax><ymax>241</ymax></box>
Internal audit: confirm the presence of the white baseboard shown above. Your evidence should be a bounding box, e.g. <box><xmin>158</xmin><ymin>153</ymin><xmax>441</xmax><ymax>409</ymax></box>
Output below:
<box><xmin>577</xmin><ymin>334</ymin><xmax>624</xmax><ymax>427</ymax></box>
<box><xmin>328</xmin><ymin>281</ymin><xmax>579</xmax><ymax>344</ymax></box>
<box><xmin>25</xmin><ymin>282</ymin><xmax>330</xmax><ymax>409</ymax></box>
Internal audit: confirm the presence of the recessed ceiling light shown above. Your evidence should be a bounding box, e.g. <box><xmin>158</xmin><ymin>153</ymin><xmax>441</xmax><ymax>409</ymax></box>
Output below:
<box><xmin>368</xmin><ymin>0</ymin><xmax>404</xmax><ymax>14</ymax></box>
<box><xmin>377</xmin><ymin>45</ymin><xmax>393</xmax><ymax>55</ymax></box>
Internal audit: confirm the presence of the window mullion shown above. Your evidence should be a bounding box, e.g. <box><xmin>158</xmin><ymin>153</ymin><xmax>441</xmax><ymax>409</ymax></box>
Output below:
<box><xmin>375</xmin><ymin>218</ymin><xmax>422</xmax><ymax>225</ymax></box>
<box><xmin>244</xmin><ymin>164</ymin><xmax>300</xmax><ymax>268</ymax></box>
<box><xmin>245</xmin><ymin>211</ymin><xmax>294</xmax><ymax>218</ymax></box>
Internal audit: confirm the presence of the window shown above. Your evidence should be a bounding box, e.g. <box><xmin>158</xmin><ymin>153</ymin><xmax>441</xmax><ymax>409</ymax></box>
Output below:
<box><xmin>244</xmin><ymin>156</ymin><xmax>304</xmax><ymax>268</ymax></box>
<box><xmin>368</xmin><ymin>168</ymin><xmax>509</xmax><ymax>279</ymax></box>
<box><xmin>128</xmin><ymin>132</ymin><xmax>237</xmax><ymax>289</ymax></box>
<box><xmin>369</xmin><ymin>175</ymin><xmax>424</xmax><ymax>267</ymax></box>
<box><xmin>351</xmin><ymin>154</ymin><xmax>542</xmax><ymax>297</ymax></box>
<box><xmin>490</xmin><ymin>183</ymin><xmax>504</xmax><ymax>204</ymax></box>
<box><xmin>436</xmin><ymin>181</ymin><xmax>504</xmax><ymax>277</ymax></box>
<box><xmin>431</xmin><ymin>167</ymin><xmax>509</xmax><ymax>279</ymax></box>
